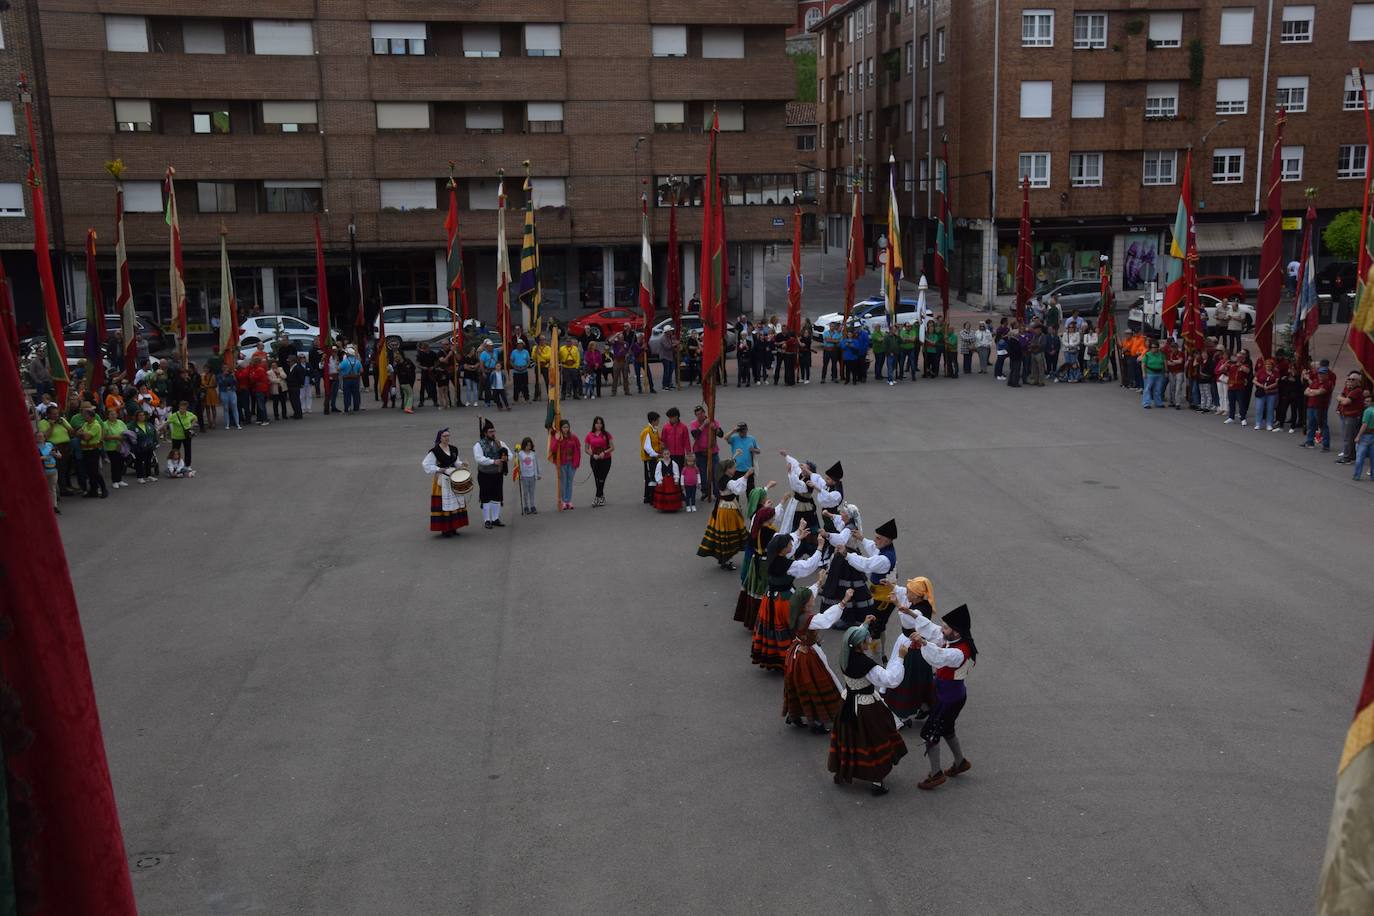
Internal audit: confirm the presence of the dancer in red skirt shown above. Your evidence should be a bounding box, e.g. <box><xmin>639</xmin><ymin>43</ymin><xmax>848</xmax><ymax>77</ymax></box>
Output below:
<box><xmin>751</xmin><ymin>524</ymin><xmax>824</xmax><ymax>671</ymax></box>
<box><xmin>783</xmin><ymin>583</ymin><xmax>850</xmax><ymax>734</ymax></box>
<box><xmin>421</xmin><ymin>428</ymin><xmax>470</xmax><ymax>537</ymax></box>
<box><xmin>828</xmin><ymin>617</ymin><xmax>910</xmax><ymax>796</ymax></box>
<box><xmin>651</xmin><ymin>450</ymin><xmax>684</xmax><ymax>512</ymax></box>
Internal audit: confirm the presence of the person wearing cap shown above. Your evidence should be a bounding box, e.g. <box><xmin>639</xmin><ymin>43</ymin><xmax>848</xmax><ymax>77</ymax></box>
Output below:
<box><xmin>1301</xmin><ymin>359</ymin><xmax>1336</xmax><ymax>450</ymax></box>
<box><xmin>828</xmin><ymin>616</ymin><xmax>910</xmax><ymax>796</ymax></box>
<box><xmin>421</xmin><ymin>428</ymin><xmax>469</xmax><ymax>537</ymax></box>
<box><xmin>903</xmin><ymin>600</ymin><xmax>977</xmax><ymax>790</ymax></box>
<box><xmin>752</xmin><ymin>523</ymin><xmax>825</xmax><ymax>672</ymax></box>
<box><xmin>782</xmin><ymin>583</ymin><xmax>849</xmax><ymax>734</ymax></box>
<box><xmin>696</xmin><ymin>458</ymin><xmax>750</xmax><ymax>571</ymax></box>
<box><xmin>473</xmin><ymin>420</ymin><xmax>511</xmax><ymax>528</ymax></box>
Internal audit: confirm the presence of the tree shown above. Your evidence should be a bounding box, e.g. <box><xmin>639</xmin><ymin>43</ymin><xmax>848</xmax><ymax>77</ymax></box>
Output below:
<box><xmin>1323</xmin><ymin>209</ymin><xmax>1362</xmax><ymax>261</ymax></box>
<box><xmin>793</xmin><ymin>50</ymin><xmax>817</xmax><ymax>103</ymax></box>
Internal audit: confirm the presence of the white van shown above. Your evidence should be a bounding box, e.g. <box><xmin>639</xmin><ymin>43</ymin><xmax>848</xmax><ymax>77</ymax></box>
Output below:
<box><xmin>374</xmin><ymin>305</ymin><xmax>461</xmax><ymax>345</ymax></box>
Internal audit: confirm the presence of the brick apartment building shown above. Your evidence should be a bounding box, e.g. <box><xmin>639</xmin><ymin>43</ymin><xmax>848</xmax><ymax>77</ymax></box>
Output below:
<box><xmin>815</xmin><ymin>0</ymin><xmax>1374</xmax><ymax>308</ymax></box>
<box><xmin>19</xmin><ymin>0</ymin><xmax>797</xmax><ymax>337</ymax></box>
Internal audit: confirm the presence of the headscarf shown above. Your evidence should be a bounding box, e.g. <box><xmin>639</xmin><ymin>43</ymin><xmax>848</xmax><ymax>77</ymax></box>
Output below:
<box><xmin>434</xmin><ymin>427</ymin><xmax>449</xmax><ymax>447</ymax></box>
<box><xmin>905</xmin><ymin>576</ymin><xmax>935</xmax><ymax>617</ymax></box>
<box><xmin>839</xmin><ymin>622</ymin><xmax>873</xmax><ymax>676</ymax></box>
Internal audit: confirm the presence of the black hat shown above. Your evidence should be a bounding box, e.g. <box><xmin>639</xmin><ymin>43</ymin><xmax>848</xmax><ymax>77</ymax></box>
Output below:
<box><xmin>942</xmin><ymin>604</ymin><xmax>972</xmax><ymax>637</ymax></box>
<box><xmin>875</xmin><ymin>518</ymin><xmax>898</xmax><ymax>540</ymax></box>
<box><xmin>825</xmin><ymin>461</ymin><xmax>844</xmax><ymax>481</ymax></box>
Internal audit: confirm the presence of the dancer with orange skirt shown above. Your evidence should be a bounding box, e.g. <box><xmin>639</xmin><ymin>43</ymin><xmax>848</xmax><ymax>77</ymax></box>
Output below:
<box><xmin>751</xmin><ymin>523</ymin><xmax>824</xmax><ymax>671</ymax></box>
<box><xmin>782</xmin><ymin>583</ymin><xmax>850</xmax><ymax>734</ymax></box>
<box><xmin>828</xmin><ymin>618</ymin><xmax>910</xmax><ymax>796</ymax></box>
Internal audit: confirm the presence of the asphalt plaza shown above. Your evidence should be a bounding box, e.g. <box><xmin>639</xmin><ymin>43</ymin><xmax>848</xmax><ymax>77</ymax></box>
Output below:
<box><xmin>59</xmin><ymin>369</ymin><xmax>1370</xmax><ymax>915</ymax></box>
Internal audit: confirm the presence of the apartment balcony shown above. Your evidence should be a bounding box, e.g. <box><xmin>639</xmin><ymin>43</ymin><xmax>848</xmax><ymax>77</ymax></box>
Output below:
<box><xmin>649</xmin><ymin>60</ymin><xmax>794</xmax><ymax>101</ymax></box>
<box><xmin>648</xmin><ymin>0</ymin><xmax>795</xmax><ymax>25</ymax></box>
<box><xmin>364</xmin><ymin>0</ymin><xmax>567</xmax><ymax>21</ymax></box>
<box><xmin>45</xmin><ymin>51</ymin><xmax>322</xmax><ymax>101</ymax></box>
<box><xmin>364</xmin><ymin>55</ymin><xmax>566</xmax><ymax>102</ymax></box>
<box><xmin>371</xmin><ymin>133</ymin><xmax>571</xmax><ymax>180</ymax></box>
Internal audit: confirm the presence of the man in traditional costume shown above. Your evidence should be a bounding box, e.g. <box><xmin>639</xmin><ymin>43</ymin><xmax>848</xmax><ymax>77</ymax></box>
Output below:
<box><xmin>472</xmin><ymin>419</ymin><xmax>511</xmax><ymax>529</ymax></box>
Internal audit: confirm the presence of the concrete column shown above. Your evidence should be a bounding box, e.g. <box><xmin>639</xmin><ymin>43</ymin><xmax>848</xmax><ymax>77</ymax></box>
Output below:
<box><xmin>260</xmin><ymin>267</ymin><xmax>277</xmax><ymax>311</ymax></box>
<box><xmin>602</xmin><ymin>246</ymin><xmax>615</xmax><ymax>308</ymax></box>
<box><xmin>682</xmin><ymin>244</ymin><xmax>697</xmax><ymax>301</ymax></box>
<box><xmin>434</xmin><ymin>249</ymin><xmax>447</xmax><ymax>307</ymax></box>
<box><xmin>750</xmin><ymin>244</ymin><xmax>766</xmax><ymax>318</ymax></box>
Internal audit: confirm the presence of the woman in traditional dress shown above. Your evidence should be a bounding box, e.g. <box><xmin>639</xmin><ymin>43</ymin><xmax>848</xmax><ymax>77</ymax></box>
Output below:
<box><xmin>421</xmin><ymin>428</ymin><xmax>469</xmax><ymax>537</ymax></box>
<box><xmin>909</xmin><ymin>602</ymin><xmax>977</xmax><ymax>790</ymax></box>
<box><xmin>652</xmin><ymin>449</ymin><xmax>684</xmax><ymax>512</ymax></box>
<box><xmin>752</xmin><ymin>525</ymin><xmax>825</xmax><ymax>671</ymax></box>
<box><xmin>828</xmin><ymin>617</ymin><xmax>910</xmax><ymax>796</ymax></box>
<box><xmin>883</xmin><ymin>576</ymin><xmax>939</xmax><ymax>726</ymax></box>
<box><xmin>733</xmin><ymin>479</ymin><xmax>778</xmax><ymax>629</ymax></box>
<box><xmin>783</xmin><ymin>584</ymin><xmax>849</xmax><ymax>734</ymax></box>
<box><xmin>696</xmin><ymin>459</ymin><xmax>750</xmax><ymax>571</ymax></box>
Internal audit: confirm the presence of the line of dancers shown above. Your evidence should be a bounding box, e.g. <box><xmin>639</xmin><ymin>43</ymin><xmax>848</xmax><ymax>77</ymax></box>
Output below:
<box><xmin>697</xmin><ymin>450</ymin><xmax>981</xmax><ymax>796</ymax></box>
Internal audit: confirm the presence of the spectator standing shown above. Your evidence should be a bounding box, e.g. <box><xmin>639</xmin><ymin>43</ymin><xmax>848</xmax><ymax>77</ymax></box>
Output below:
<box><xmin>1301</xmin><ymin>361</ymin><xmax>1335</xmax><ymax>450</ymax></box>
<box><xmin>1335</xmin><ymin>370</ymin><xmax>1369</xmax><ymax>464</ymax></box>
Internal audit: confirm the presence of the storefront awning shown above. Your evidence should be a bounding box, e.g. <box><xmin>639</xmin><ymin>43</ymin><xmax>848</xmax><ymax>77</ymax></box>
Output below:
<box><xmin>1194</xmin><ymin>221</ymin><xmax>1263</xmax><ymax>254</ymax></box>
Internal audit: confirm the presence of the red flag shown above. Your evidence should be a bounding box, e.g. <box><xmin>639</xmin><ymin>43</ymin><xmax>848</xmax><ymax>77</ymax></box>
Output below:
<box><xmin>843</xmin><ymin>177</ymin><xmax>863</xmax><ymax>325</ymax></box>
<box><xmin>0</xmin><ymin>301</ymin><xmax>139</xmax><ymax>915</ymax></box>
<box><xmin>313</xmin><ymin>214</ymin><xmax>332</xmax><ymax>399</ymax></box>
<box><xmin>667</xmin><ymin>189</ymin><xmax>681</xmax><ymax>330</ymax></box>
<box><xmin>788</xmin><ymin>204</ymin><xmax>803</xmax><ymax>336</ymax></box>
<box><xmin>165</xmin><ymin>167</ymin><xmax>187</xmax><ymax>367</ymax></box>
<box><xmin>112</xmin><ymin>179</ymin><xmax>137</xmax><ymax>375</ymax></box>
<box><xmin>1015</xmin><ymin>177</ymin><xmax>1034</xmax><ymax>324</ymax></box>
<box><xmin>83</xmin><ymin>229</ymin><xmax>107</xmax><ymax>392</ymax></box>
<box><xmin>699</xmin><ymin>110</ymin><xmax>726</xmax><ymax>411</ymax></box>
<box><xmin>1255</xmin><ymin>109</ymin><xmax>1287</xmax><ymax>359</ymax></box>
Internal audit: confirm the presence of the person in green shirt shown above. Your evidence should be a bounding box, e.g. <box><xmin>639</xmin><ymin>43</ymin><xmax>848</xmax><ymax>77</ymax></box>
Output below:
<box><xmin>77</xmin><ymin>406</ymin><xmax>107</xmax><ymax>498</ymax></box>
<box><xmin>924</xmin><ymin>321</ymin><xmax>943</xmax><ymax>378</ymax></box>
<box><xmin>168</xmin><ymin>400</ymin><xmax>197</xmax><ymax>469</ymax></box>
<box><xmin>944</xmin><ymin>326</ymin><xmax>959</xmax><ymax>378</ymax></box>
<box><xmin>102</xmin><ymin>408</ymin><xmax>129</xmax><ymax>488</ymax></box>
<box><xmin>898</xmin><ymin>321</ymin><xmax>918</xmax><ymax>380</ymax></box>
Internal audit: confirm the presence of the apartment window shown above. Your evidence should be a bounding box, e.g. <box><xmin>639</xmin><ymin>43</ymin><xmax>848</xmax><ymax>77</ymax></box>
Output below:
<box><xmin>921</xmin><ymin>34</ymin><xmax>929</xmax><ymax>67</ymax></box>
<box><xmin>526</xmin><ymin>102</ymin><xmax>564</xmax><ymax>133</ymax></box>
<box><xmin>1339</xmin><ymin>144</ymin><xmax>1368</xmax><ymax>179</ymax></box>
<box><xmin>0</xmin><ymin>183</ymin><xmax>24</xmax><ymax>217</ymax></box>
<box><xmin>105</xmin><ymin>15</ymin><xmax>149</xmax><ymax>52</ymax></box>
<box><xmin>1353</xmin><ymin>5</ymin><xmax>1374</xmax><ymax>40</ymax></box>
<box><xmin>264</xmin><ymin>180</ymin><xmax>323</xmax><ymax>213</ymax></box>
<box><xmin>936</xmin><ymin>28</ymin><xmax>946</xmax><ymax>62</ymax></box>
<box><xmin>123</xmin><ymin>181</ymin><xmax>164</xmax><ymax>213</ymax></box>
<box><xmin>1149</xmin><ymin>12</ymin><xmax>1183</xmax><ymax>47</ymax></box>
<box><xmin>524</xmin><ymin>24</ymin><xmax>561</xmax><ymax>57</ymax></box>
<box><xmin>530</xmin><ymin>178</ymin><xmax>567</xmax><ymax>208</ymax></box>
<box><xmin>261</xmin><ymin>101</ymin><xmax>318</xmax><ymax>133</ymax></box>
<box><xmin>1280</xmin><ymin>146</ymin><xmax>1304</xmax><ymax>181</ymax></box>
<box><xmin>935</xmin><ymin>94</ymin><xmax>945</xmax><ymax>127</ymax></box>
<box><xmin>193</xmin><ymin>110</ymin><xmax>231</xmax><ymax>134</ymax></box>
<box><xmin>1020</xmin><ymin>81</ymin><xmax>1053</xmax><ymax>119</ymax></box>
<box><xmin>375</xmin><ymin>101</ymin><xmax>430</xmax><ymax>130</ymax></box>
<box><xmin>196</xmin><ymin>182</ymin><xmax>237</xmax><ymax>213</ymax></box>
<box><xmin>251</xmin><ymin>20</ymin><xmax>314</xmax><ymax>55</ymax></box>
<box><xmin>1018</xmin><ymin>152</ymin><xmax>1051</xmax><ymax>188</ymax></box>
<box><xmin>712</xmin><ymin>103</ymin><xmax>746</xmax><ymax>132</ymax></box>
<box><xmin>0</xmin><ymin>103</ymin><xmax>13</xmax><ymax>136</ymax></box>
<box><xmin>463</xmin><ymin>25</ymin><xmax>501</xmax><ymax>58</ymax></box>
<box><xmin>1275</xmin><ymin>76</ymin><xmax>1308</xmax><ymax>112</ymax></box>
<box><xmin>1280</xmin><ymin>5</ymin><xmax>1314</xmax><ymax>43</ymax></box>
<box><xmin>905</xmin><ymin>41</ymin><xmax>913</xmax><ymax>73</ymax></box>
<box><xmin>183</xmin><ymin>20</ymin><xmax>226</xmax><ymax>54</ymax></box>
<box><xmin>1071</xmin><ymin>82</ymin><xmax>1105</xmax><ymax>119</ymax></box>
<box><xmin>1345</xmin><ymin>73</ymin><xmax>1374</xmax><ymax>110</ymax></box>
<box><xmin>380</xmin><ymin>179</ymin><xmax>437</xmax><ymax>211</ymax></box>
<box><xmin>114</xmin><ymin>99</ymin><xmax>153</xmax><ymax>132</ymax></box>
<box><xmin>1070</xmin><ymin>152</ymin><xmax>1103</xmax><ymax>187</ymax></box>
<box><xmin>1215</xmin><ymin>78</ymin><xmax>1249</xmax><ymax>114</ymax></box>
<box><xmin>654</xmin><ymin>101</ymin><xmax>685</xmax><ymax>132</ymax></box>
<box><xmin>1073</xmin><ymin>13</ymin><xmax>1107</xmax><ymax>49</ymax></box>
<box><xmin>1211</xmin><ymin>148</ymin><xmax>1244</xmax><ymax>184</ymax></box>
<box><xmin>1142</xmin><ymin>149</ymin><xmax>1177</xmax><ymax>185</ymax></box>
<box><xmin>1145</xmin><ymin>81</ymin><xmax>1179</xmax><ymax>119</ymax></box>
<box><xmin>465</xmin><ymin>104</ymin><xmax>504</xmax><ymax>134</ymax></box>
<box><xmin>1220</xmin><ymin>8</ymin><xmax>1255</xmax><ymax>45</ymax></box>
<box><xmin>1022</xmin><ymin>10</ymin><xmax>1054</xmax><ymax>47</ymax></box>
<box><xmin>920</xmin><ymin>96</ymin><xmax>929</xmax><ymax>129</ymax></box>
<box><xmin>371</xmin><ymin>23</ymin><xmax>426</xmax><ymax>55</ymax></box>
<box><xmin>904</xmin><ymin>99</ymin><xmax>913</xmax><ymax>132</ymax></box>
<box><xmin>651</xmin><ymin>25</ymin><xmax>687</xmax><ymax>57</ymax></box>
<box><xmin>702</xmin><ymin>27</ymin><xmax>745</xmax><ymax>59</ymax></box>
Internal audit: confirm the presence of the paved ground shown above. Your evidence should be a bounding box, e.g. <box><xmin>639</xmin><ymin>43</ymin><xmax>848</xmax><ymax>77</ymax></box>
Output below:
<box><xmin>59</xmin><ymin>367</ymin><xmax>1369</xmax><ymax>915</ymax></box>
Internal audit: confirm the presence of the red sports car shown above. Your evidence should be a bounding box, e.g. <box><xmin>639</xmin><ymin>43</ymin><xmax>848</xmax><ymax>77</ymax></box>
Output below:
<box><xmin>566</xmin><ymin>307</ymin><xmax>645</xmax><ymax>341</ymax></box>
<box><xmin>1196</xmin><ymin>275</ymin><xmax>1246</xmax><ymax>301</ymax></box>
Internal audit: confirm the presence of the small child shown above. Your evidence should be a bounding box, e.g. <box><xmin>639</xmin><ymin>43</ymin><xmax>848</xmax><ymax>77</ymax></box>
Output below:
<box><xmin>165</xmin><ymin>447</ymin><xmax>195</xmax><ymax>478</ymax></box>
<box><xmin>681</xmin><ymin>460</ymin><xmax>699</xmax><ymax>513</ymax></box>
<box><xmin>516</xmin><ymin>436</ymin><xmax>541</xmax><ymax>515</ymax></box>
<box><xmin>488</xmin><ymin>367</ymin><xmax>510</xmax><ymax>412</ymax></box>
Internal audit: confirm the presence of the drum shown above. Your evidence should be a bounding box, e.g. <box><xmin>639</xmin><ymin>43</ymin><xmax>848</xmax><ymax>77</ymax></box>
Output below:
<box><xmin>449</xmin><ymin>468</ymin><xmax>473</xmax><ymax>494</ymax></box>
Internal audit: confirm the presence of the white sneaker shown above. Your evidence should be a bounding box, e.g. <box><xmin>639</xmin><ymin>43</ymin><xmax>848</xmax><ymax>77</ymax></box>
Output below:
<box><xmin>1224</xmin><ymin>418</ymin><xmax>1233</xmax><ymax>424</ymax></box>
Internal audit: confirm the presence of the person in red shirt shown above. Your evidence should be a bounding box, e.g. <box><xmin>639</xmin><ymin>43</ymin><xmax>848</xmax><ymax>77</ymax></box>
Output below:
<box><xmin>1252</xmin><ymin>357</ymin><xmax>1281</xmax><ymax>431</ymax></box>
<box><xmin>1164</xmin><ymin>340</ymin><xmax>1186</xmax><ymax>409</ymax></box>
<box><xmin>1301</xmin><ymin>360</ymin><xmax>1336</xmax><ymax>450</ymax></box>
<box><xmin>1224</xmin><ymin>350</ymin><xmax>1253</xmax><ymax>426</ymax></box>
<box><xmin>1335</xmin><ymin>370</ymin><xmax>1370</xmax><ymax>463</ymax></box>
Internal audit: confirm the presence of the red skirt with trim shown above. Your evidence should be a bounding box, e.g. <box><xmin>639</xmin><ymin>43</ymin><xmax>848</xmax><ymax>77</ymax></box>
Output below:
<box><xmin>750</xmin><ymin>594</ymin><xmax>793</xmax><ymax>671</ymax></box>
<box><xmin>782</xmin><ymin>641</ymin><xmax>842</xmax><ymax>724</ymax></box>
<box><xmin>827</xmin><ymin>695</ymin><xmax>907</xmax><ymax>783</ymax></box>
<box><xmin>652</xmin><ymin>475</ymin><xmax>684</xmax><ymax>512</ymax></box>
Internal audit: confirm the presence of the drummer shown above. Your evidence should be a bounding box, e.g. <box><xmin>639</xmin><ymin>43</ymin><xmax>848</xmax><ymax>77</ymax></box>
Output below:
<box><xmin>422</xmin><ymin>427</ymin><xmax>470</xmax><ymax>537</ymax></box>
